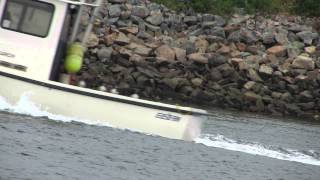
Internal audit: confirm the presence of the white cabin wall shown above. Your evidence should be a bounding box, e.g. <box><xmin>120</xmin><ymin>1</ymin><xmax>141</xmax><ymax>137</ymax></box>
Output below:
<box><xmin>0</xmin><ymin>0</ymin><xmax>68</xmax><ymax>81</ymax></box>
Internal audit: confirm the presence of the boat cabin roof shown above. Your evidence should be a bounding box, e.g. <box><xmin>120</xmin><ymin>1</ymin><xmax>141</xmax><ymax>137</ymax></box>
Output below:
<box><xmin>55</xmin><ymin>0</ymin><xmax>100</xmax><ymax>6</ymax></box>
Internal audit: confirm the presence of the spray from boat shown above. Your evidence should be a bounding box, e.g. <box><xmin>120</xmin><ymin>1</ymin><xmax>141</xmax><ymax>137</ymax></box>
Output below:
<box><xmin>0</xmin><ymin>94</ymin><xmax>319</xmax><ymax>166</ymax></box>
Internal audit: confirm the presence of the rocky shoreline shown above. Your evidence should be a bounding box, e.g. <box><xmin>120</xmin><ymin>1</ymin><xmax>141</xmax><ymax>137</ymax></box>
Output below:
<box><xmin>75</xmin><ymin>0</ymin><xmax>320</xmax><ymax>120</ymax></box>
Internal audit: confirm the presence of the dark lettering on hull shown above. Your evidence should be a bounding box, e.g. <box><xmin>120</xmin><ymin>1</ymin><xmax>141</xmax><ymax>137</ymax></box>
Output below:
<box><xmin>155</xmin><ymin>113</ymin><xmax>181</xmax><ymax>122</ymax></box>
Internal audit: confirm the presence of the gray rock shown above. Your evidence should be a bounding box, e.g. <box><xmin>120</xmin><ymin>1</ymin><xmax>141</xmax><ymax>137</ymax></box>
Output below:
<box><xmin>240</xmin><ymin>28</ymin><xmax>259</xmax><ymax>44</ymax></box>
<box><xmin>205</xmin><ymin>27</ymin><xmax>226</xmax><ymax>38</ymax></box>
<box><xmin>248</xmin><ymin>69</ymin><xmax>263</xmax><ymax>82</ymax></box>
<box><xmin>184</xmin><ymin>16</ymin><xmax>198</xmax><ymax>25</ymax></box>
<box><xmin>214</xmin><ymin>15</ymin><xmax>226</xmax><ymax>27</ymax></box>
<box><xmin>244</xmin><ymin>91</ymin><xmax>261</xmax><ymax>102</ymax></box>
<box><xmin>210</xmin><ymin>68</ymin><xmax>223</xmax><ymax>81</ymax></box>
<box><xmin>146</xmin><ymin>11</ymin><xmax>163</xmax><ymax>25</ymax></box>
<box><xmin>97</xmin><ymin>47</ymin><xmax>113</xmax><ymax>62</ymax></box>
<box><xmin>262</xmin><ymin>30</ymin><xmax>275</xmax><ymax>44</ymax></box>
<box><xmin>208</xmin><ymin>54</ymin><xmax>227</xmax><ymax>67</ymax></box>
<box><xmin>275</xmin><ymin>28</ymin><xmax>289</xmax><ymax>45</ymax></box>
<box><xmin>132</xmin><ymin>6</ymin><xmax>150</xmax><ymax>18</ymax></box>
<box><xmin>297</xmin><ymin>31</ymin><xmax>318</xmax><ymax>45</ymax></box>
<box><xmin>217</xmin><ymin>63</ymin><xmax>234</xmax><ymax>77</ymax></box>
<box><xmin>188</xmin><ymin>53</ymin><xmax>208</xmax><ymax>64</ymax></box>
<box><xmin>109</xmin><ymin>0</ymin><xmax>127</xmax><ymax>3</ymax></box>
<box><xmin>292</xmin><ymin>56</ymin><xmax>315</xmax><ymax>70</ymax></box>
<box><xmin>228</xmin><ymin>31</ymin><xmax>241</xmax><ymax>42</ymax></box>
<box><xmin>259</xmin><ymin>64</ymin><xmax>273</xmax><ymax>75</ymax></box>
<box><xmin>108</xmin><ymin>5</ymin><xmax>121</xmax><ymax>18</ymax></box>
<box><xmin>191</xmin><ymin>78</ymin><xmax>203</xmax><ymax>87</ymax></box>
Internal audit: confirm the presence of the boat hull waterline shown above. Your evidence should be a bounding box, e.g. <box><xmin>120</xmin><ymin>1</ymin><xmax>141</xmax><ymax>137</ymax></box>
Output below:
<box><xmin>0</xmin><ymin>72</ymin><xmax>206</xmax><ymax>141</ymax></box>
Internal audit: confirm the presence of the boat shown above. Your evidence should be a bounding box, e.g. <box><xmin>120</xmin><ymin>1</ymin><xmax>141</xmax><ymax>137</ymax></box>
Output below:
<box><xmin>0</xmin><ymin>0</ymin><xmax>207</xmax><ymax>141</ymax></box>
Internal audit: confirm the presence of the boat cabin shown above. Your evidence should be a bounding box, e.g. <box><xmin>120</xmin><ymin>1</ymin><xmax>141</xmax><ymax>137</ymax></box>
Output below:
<box><xmin>0</xmin><ymin>0</ymin><xmax>99</xmax><ymax>81</ymax></box>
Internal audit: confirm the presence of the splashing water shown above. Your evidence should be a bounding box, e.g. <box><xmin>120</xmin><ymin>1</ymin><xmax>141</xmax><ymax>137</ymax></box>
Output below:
<box><xmin>195</xmin><ymin>134</ymin><xmax>320</xmax><ymax>166</ymax></box>
<box><xmin>0</xmin><ymin>94</ymin><xmax>319</xmax><ymax>166</ymax></box>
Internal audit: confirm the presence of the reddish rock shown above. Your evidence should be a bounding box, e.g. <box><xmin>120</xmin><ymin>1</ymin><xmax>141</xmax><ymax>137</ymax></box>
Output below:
<box><xmin>217</xmin><ymin>45</ymin><xmax>231</xmax><ymax>54</ymax></box>
<box><xmin>266</xmin><ymin>45</ymin><xmax>287</xmax><ymax>57</ymax></box>
<box><xmin>236</xmin><ymin>42</ymin><xmax>247</xmax><ymax>52</ymax></box>
<box><xmin>155</xmin><ymin>45</ymin><xmax>175</xmax><ymax>61</ymax></box>
<box><xmin>187</xmin><ymin>53</ymin><xmax>208</xmax><ymax>64</ymax></box>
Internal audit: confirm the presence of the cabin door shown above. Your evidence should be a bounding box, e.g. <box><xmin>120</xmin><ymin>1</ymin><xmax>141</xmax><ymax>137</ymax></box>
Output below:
<box><xmin>0</xmin><ymin>0</ymin><xmax>67</xmax><ymax>80</ymax></box>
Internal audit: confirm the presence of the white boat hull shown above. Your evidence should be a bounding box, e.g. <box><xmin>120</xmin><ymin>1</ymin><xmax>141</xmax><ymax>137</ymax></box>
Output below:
<box><xmin>0</xmin><ymin>72</ymin><xmax>206</xmax><ymax>141</ymax></box>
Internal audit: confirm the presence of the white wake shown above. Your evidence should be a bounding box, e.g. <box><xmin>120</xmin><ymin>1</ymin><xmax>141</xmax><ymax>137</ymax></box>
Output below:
<box><xmin>0</xmin><ymin>95</ymin><xmax>319</xmax><ymax>166</ymax></box>
<box><xmin>195</xmin><ymin>134</ymin><xmax>320</xmax><ymax>166</ymax></box>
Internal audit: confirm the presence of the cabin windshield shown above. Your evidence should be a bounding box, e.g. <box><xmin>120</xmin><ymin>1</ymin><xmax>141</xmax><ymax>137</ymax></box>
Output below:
<box><xmin>1</xmin><ymin>0</ymin><xmax>54</xmax><ymax>37</ymax></box>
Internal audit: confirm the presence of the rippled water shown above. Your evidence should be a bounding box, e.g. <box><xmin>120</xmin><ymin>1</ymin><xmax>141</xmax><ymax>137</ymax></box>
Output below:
<box><xmin>0</xmin><ymin>95</ymin><xmax>320</xmax><ymax>180</ymax></box>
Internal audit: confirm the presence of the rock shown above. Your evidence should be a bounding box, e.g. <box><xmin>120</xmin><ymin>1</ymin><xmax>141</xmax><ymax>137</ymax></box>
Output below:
<box><xmin>184</xmin><ymin>16</ymin><xmax>198</xmax><ymax>25</ymax></box>
<box><xmin>191</xmin><ymin>78</ymin><xmax>203</xmax><ymax>87</ymax></box>
<box><xmin>305</xmin><ymin>46</ymin><xmax>316</xmax><ymax>54</ymax></box>
<box><xmin>244</xmin><ymin>91</ymin><xmax>261</xmax><ymax>102</ymax></box>
<box><xmin>146</xmin><ymin>11</ymin><xmax>163</xmax><ymax>25</ymax></box>
<box><xmin>173</xmin><ymin>48</ymin><xmax>187</xmax><ymax>61</ymax></box>
<box><xmin>205</xmin><ymin>27</ymin><xmax>226</xmax><ymax>38</ymax></box>
<box><xmin>214</xmin><ymin>15</ymin><xmax>226</xmax><ymax>27</ymax></box>
<box><xmin>299</xmin><ymin>90</ymin><xmax>313</xmax><ymax>102</ymax></box>
<box><xmin>287</xmin><ymin>41</ymin><xmax>304</xmax><ymax>58</ymax></box>
<box><xmin>132</xmin><ymin>6</ymin><xmax>150</xmax><ymax>18</ymax></box>
<box><xmin>119</xmin><ymin>26</ymin><xmax>139</xmax><ymax>34</ymax></box>
<box><xmin>195</xmin><ymin>38</ymin><xmax>209</xmax><ymax>53</ymax></box>
<box><xmin>162</xmin><ymin>78</ymin><xmax>181</xmax><ymax>89</ymax></box>
<box><xmin>217</xmin><ymin>45</ymin><xmax>231</xmax><ymax>54</ymax></box>
<box><xmin>108</xmin><ymin>5</ymin><xmax>121</xmax><ymax>17</ymax></box>
<box><xmin>129</xmin><ymin>54</ymin><xmax>145</xmax><ymax>62</ymax></box>
<box><xmin>292</xmin><ymin>56</ymin><xmax>315</xmax><ymax>70</ymax></box>
<box><xmin>155</xmin><ymin>45</ymin><xmax>175</xmax><ymax>61</ymax></box>
<box><xmin>217</xmin><ymin>63</ymin><xmax>234</xmax><ymax>77</ymax></box>
<box><xmin>188</xmin><ymin>53</ymin><xmax>208</xmax><ymax>64</ymax></box>
<box><xmin>228</xmin><ymin>31</ymin><xmax>241</xmax><ymax>42</ymax></box>
<box><xmin>248</xmin><ymin>69</ymin><xmax>263</xmax><ymax>82</ymax></box>
<box><xmin>244</xmin><ymin>81</ymin><xmax>256</xmax><ymax>90</ymax></box>
<box><xmin>266</xmin><ymin>45</ymin><xmax>287</xmax><ymax>57</ymax></box>
<box><xmin>259</xmin><ymin>64</ymin><xmax>273</xmax><ymax>75</ymax></box>
<box><xmin>297</xmin><ymin>31</ymin><xmax>318</xmax><ymax>45</ymax></box>
<box><xmin>240</xmin><ymin>28</ymin><xmax>259</xmax><ymax>44</ymax></box>
<box><xmin>208</xmin><ymin>54</ymin><xmax>227</xmax><ymax>67</ymax></box>
<box><xmin>127</xmin><ymin>43</ymin><xmax>152</xmax><ymax>56</ymax></box>
<box><xmin>114</xmin><ymin>32</ymin><xmax>130</xmax><ymax>45</ymax></box>
<box><xmin>275</xmin><ymin>28</ymin><xmax>289</xmax><ymax>45</ymax></box>
<box><xmin>262</xmin><ymin>30</ymin><xmax>275</xmax><ymax>44</ymax></box>
<box><xmin>97</xmin><ymin>47</ymin><xmax>113</xmax><ymax>62</ymax></box>
<box><xmin>86</xmin><ymin>33</ymin><xmax>99</xmax><ymax>47</ymax></box>
<box><xmin>109</xmin><ymin>0</ymin><xmax>127</xmax><ymax>3</ymax></box>
<box><xmin>210</xmin><ymin>68</ymin><xmax>223</xmax><ymax>81</ymax></box>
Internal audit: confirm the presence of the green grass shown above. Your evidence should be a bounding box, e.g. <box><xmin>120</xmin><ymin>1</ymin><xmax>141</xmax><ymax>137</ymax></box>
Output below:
<box><xmin>152</xmin><ymin>0</ymin><xmax>320</xmax><ymax>16</ymax></box>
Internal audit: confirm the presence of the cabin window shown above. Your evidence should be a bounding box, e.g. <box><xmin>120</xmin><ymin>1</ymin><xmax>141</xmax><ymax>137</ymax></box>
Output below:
<box><xmin>1</xmin><ymin>0</ymin><xmax>54</xmax><ymax>37</ymax></box>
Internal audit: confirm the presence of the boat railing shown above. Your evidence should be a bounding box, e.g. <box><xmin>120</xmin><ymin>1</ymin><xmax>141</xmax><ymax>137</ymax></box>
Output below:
<box><xmin>63</xmin><ymin>0</ymin><xmax>103</xmax><ymax>46</ymax></box>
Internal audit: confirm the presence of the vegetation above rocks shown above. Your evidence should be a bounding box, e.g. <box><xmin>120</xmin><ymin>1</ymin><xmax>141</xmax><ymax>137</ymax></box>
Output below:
<box><xmin>152</xmin><ymin>0</ymin><xmax>320</xmax><ymax>16</ymax></box>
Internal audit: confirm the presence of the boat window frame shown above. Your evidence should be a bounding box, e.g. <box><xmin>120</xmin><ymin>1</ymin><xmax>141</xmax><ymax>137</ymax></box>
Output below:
<box><xmin>0</xmin><ymin>0</ymin><xmax>55</xmax><ymax>38</ymax></box>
